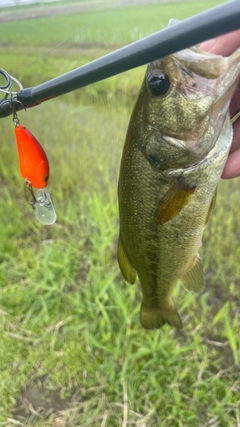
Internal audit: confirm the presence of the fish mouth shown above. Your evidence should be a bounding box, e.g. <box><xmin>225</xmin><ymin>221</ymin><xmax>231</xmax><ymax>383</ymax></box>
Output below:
<box><xmin>157</xmin><ymin>129</ymin><xmax>205</xmax><ymax>151</ymax></box>
<box><xmin>163</xmin><ymin>114</ymin><xmax>232</xmax><ymax>180</ymax></box>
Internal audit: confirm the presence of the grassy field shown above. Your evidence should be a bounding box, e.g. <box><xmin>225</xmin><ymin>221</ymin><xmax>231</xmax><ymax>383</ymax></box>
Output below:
<box><xmin>0</xmin><ymin>0</ymin><xmax>240</xmax><ymax>426</ymax></box>
<box><xmin>0</xmin><ymin>1</ymin><xmax>225</xmax><ymax>47</ymax></box>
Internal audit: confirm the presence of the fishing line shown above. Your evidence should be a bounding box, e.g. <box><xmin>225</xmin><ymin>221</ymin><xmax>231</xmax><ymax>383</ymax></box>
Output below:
<box><xmin>13</xmin><ymin>4</ymin><xmax>121</xmax><ymax>75</ymax></box>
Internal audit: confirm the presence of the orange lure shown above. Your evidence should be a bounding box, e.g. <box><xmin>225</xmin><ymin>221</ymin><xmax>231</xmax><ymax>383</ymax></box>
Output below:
<box><xmin>14</xmin><ymin>125</ymin><xmax>49</xmax><ymax>189</ymax></box>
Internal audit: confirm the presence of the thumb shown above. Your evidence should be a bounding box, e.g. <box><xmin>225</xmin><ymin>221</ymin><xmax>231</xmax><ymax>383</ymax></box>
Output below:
<box><xmin>200</xmin><ymin>30</ymin><xmax>240</xmax><ymax>56</ymax></box>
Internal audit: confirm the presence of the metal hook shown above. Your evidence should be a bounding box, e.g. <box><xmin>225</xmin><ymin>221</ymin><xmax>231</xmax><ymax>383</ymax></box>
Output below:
<box><xmin>25</xmin><ymin>181</ymin><xmax>38</xmax><ymax>210</ymax></box>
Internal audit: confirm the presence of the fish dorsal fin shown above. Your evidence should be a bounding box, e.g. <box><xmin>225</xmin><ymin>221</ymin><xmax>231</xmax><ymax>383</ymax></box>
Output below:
<box><xmin>117</xmin><ymin>235</ymin><xmax>136</xmax><ymax>285</ymax></box>
<box><xmin>155</xmin><ymin>181</ymin><xmax>196</xmax><ymax>225</ymax></box>
<box><xmin>181</xmin><ymin>255</ymin><xmax>205</xmax><ymax>293</ymax></box>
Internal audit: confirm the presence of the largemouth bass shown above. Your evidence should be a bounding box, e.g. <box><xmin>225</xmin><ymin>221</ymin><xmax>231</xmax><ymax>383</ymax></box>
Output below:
<box><xmin>117</xmin><ymin>27</ymin><xmax>240</xmax><ymax>330</ymax></box>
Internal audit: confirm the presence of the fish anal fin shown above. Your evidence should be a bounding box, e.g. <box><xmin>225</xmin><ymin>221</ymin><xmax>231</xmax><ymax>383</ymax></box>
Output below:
<box><xmin>181</xmin><ymin>255</ymin><xmax>205</xmax><ymax>293</ymax></box>
<box><xmin>155</xmin><ymin>181</ymin><xmax>196</xmax><ymax>225</ymax></box>
<box><xmin>205</xmin><ymin>188</ymin><xmax>217</xmax><ymax>225</ymax></box>
<box><xmin>140</xmin><ymin>302</ymin><xmax>182</xmax><ymax>330</ymax></box>
<box><xmin>117</xmin><ymin>235</ymin><xmax>136</xmax><ymax>285</ymax></box>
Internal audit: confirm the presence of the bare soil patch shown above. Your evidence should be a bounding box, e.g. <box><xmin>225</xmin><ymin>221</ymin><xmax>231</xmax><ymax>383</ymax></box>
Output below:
<box><xmin>9</xmin><ymin>375</ymin><xmax>73</xmax><ymax>426</ymax></box>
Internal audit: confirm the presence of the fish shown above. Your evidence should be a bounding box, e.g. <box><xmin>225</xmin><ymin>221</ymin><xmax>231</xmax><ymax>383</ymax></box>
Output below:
<box><xmin>117</xmin><ymin>24</ymin><xmax>240</xmax><ymax>330</ymax></box>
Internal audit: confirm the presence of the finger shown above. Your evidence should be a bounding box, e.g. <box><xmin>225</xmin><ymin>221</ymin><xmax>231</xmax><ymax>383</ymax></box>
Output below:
<box><xmin>230</xmin><ymin>89</ymin><xmax>240</xmax><ymax>119</ymax></box>
<box><xmin>229</xmin><ymin>116</ymin><xmax>240</xmax><ymax>155</ymax></box>
<box><xmin>201</xmin><ymin>29</ymin><xmax>240</xmax><ymax>57</ymax></box>
<box><xmin>222</xmin><ymin>118</ymin><xmax>240</xmax><ymax>179</ymax></box>
<box><xmin>222</xmin><ymin>148</ymin><xmax>240</xmax><ymax>179</ymax></box>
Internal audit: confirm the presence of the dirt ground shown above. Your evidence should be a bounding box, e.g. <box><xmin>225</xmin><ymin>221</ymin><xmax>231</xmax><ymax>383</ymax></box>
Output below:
<box><xmin>9</xmin><ymin>375</ymin><xmax>69</xmax><ymax>426</ymax></box>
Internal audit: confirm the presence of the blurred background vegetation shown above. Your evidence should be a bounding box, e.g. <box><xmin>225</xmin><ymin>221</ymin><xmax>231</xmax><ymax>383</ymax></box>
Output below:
<box><xmin>0</xmin><ymin>1</ymin><xmax>239</xmax><ymax>426</ymax></box>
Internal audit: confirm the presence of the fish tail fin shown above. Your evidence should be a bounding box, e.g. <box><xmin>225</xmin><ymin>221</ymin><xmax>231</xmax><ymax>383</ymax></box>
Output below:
<box><xmin>140</xmin><ymin>302</ymin><xmax>182</xmax><ymax>330</ymax></box>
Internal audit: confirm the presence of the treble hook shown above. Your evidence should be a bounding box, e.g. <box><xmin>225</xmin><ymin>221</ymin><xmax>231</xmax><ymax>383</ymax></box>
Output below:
<box><xmin>25</xmin><ymin>181</ymin><xmax>57</xmax><ymax>225</ymax></box>
<box><xmin>25</xmin><ymin>181</ymin><xmax>38</xmax><ymax>210</ymax></box>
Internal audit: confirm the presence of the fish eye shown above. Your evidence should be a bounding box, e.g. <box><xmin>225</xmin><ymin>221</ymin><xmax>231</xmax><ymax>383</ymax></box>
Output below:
<box><xmin>148</xmin><ymin>72</ymin><xmax>170</xmax><ymax>96</ymax></box>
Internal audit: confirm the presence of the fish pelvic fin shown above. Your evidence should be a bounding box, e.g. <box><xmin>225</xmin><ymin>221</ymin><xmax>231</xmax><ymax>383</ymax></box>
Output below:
<box><xmin>181</xmin><ymin>254</ymin><xmax>205</xmax><ymax>293</ymax></box>
<box><xmin>140</xmin><ymin>302</ymin><xmax>182</xmax><ymax>330</ymax></box>
<box><xmin>117</xmin><ymin>234</ymin><xmax>136</xmax><ymax>285</ymax></box>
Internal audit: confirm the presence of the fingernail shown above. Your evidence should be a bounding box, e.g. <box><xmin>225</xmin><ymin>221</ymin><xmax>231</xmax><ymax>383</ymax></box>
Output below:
<box><xmin>200</xmin><ymin>39</ymin><xmax>216</xmax><ymax>51</ymax></box>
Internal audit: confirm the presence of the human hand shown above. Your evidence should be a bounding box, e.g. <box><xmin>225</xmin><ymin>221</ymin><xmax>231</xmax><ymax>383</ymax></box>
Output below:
<box><xmin>201</xmin><ymin>30</ymin><xmax>240</xmax><ymax>179</ymax></box>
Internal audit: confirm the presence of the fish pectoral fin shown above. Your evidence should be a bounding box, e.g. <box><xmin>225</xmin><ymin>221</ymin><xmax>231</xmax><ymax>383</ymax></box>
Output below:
<box><xmin>140</xmin><ymin>301</ymin><xmax>182</xmax><ymax>330</ymax></box>
<box><xmin>205</xmin><ymin>188</ymin><xmax>217</xmax><ymax>225</ymax></box>
<box><xmin>181</xmin><ymin>255</ymin><xmax>205</xmax><ymax>293</ymax></box>
<box><xmin>155</xmin><ymin>180</ymin><xmax>196</xmax><ymax>225</ymax></box>
<box><xmin>117</xmin><ymin>235</ymin><xmax>136</xmax><ymax>285</ymax></box>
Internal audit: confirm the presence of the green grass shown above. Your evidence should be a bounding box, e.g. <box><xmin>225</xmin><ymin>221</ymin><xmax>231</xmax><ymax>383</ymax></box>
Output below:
<box><xmin>0</xmin><ymin>1</ymin><xmax>240</xmax><ymax>426</ymax></box>
<box><xmin>0</xmin><ymin>1</ymin><xmax>225</xmax><ymax>47</ymax></box>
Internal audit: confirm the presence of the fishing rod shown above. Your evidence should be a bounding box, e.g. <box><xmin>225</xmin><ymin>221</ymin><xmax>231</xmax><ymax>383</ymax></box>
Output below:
<box><xmin>0</xmin><ymin>0</ymin><xmax>240</xmax><ymax>119</ymax></box>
